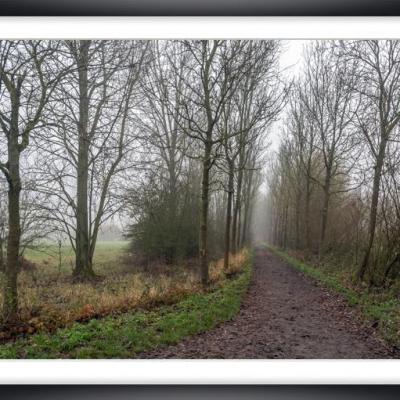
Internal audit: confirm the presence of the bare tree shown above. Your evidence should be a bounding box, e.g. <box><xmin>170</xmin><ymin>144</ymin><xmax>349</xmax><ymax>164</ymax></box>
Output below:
<box><xmin>302</xmin><ymin>41</ymin><xmax>358</xmax><ymax>260</ymax></box>
<box><xmin>219</xmin><ymin>40</ymin><xmax>282</xmax><ymax>269</ymax></box>
<box><xmin>341</xmin><ymin>40</ymin><xmax>400</xmax><ymax>281</ymax></box>
<box><xmin>0</xmin><ymin>40</ymin><xmax>64</xmax><ymax>321</ymax></box>
<box><xmin>134</xmin><ymin>41</ymin><xmax>192</xmax><ymax>263</ymax></box>
<box><xmin>287</xmin><ymin>84</ymin><xmax>319</xmax><ymax>250</ymax></box>
<box><xmin>0</xmin><ymin>179</ymin><xmax>6</xmax><ymax>272</ymax></box>
<box><xmin>35</xmin><ymin>40</ymin><xmax>148</xmax><ymax>280</ymax></box>
<box><xmin>178</xmin><ymin>40</ymin><xmax>252</xmax><ymax>285</ymax></box>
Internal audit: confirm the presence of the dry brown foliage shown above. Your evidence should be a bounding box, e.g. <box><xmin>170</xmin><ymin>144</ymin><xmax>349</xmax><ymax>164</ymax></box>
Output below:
<box><xmin>0</xmin><ymin>248</ymin><xmax>249</xmax><ymax>342</ymax></box>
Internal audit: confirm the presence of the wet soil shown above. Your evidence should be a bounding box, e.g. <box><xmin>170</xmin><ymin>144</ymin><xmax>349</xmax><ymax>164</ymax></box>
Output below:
<box><xmin>139</xmin><ymin>248</ymin><xmax>398</xmax><ymax>358</ymax></box>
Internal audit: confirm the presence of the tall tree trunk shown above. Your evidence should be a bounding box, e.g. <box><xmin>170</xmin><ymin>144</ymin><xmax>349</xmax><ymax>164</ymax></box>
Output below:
<box><xmin>295</xmin><ymin>185</ymin><xmax>302</xmax><ymax>249</ymax></box>
<box><xmin>273</xmin><ymin>210</ymin><xmax>279</xmax><ymax>245</ymax></box>
<box><xmin>241</xmin><ymin>171</ymin><xmax>253</xmax><ymax>248</ymax></box>
<box><xmin>278</xmin><ymin>208</ymin><xmax>284</xmax><ymax>247</ymax></box>
<box><xmin>304</xmin><ymin>179</ymin><xmax>312</xmax><ymax>251</ymax></box>
<box><xmin>74</xmin><ymin>40</ymin><xmax>94</xmax><ymax>280</ymax></box>
<box><xmin>167</xmin><ymin>154</ymin><xmax>178</xmax><ymax>263</ymax></box>
<box><xmin>283</xmin><ymin>202</ymin><xmax>289</xmax><ymax>249</ymax></box>
<box><xmin>0</xmin><ymin>236</ymin><xmax>4</xmax><ymax>273</ymax></box>
<box><xmin>236</xmin><ymin>203</ymin><xmax>242</xmax><ymax>251</ymax></box>
<box><xmin>199</xmin><ymin>141</ymin><xmax>212</xmax><ymax>286</ymax></box>
<box><xmin>241</xmin><ymin>206</ymin><xmax>248</xmax><ymax>248</ymax></box>
<box><xmin>223</xmin><ymin>162</ymin><xmax>234</xmax><ymax>271</ymax></box>
<box><xmin>3</xmin><ymin>129</ymin><xmax>21</xmax><ymax>322</ymax></box>
<box><xmin>358</xmin><ymin>135</ymin><xmax>388</xmax><ymax>281</ymax></box>
<box><xmin>318</xmin><ymin>184</ymin><xmax>330</xmax><ymax>262</ymax></box>
<box><xmin>243</xmin><ymin>198</ymin><xmax>254</xmax><ymax>248</ymax></box>
<box><xmin>232</xmin><ymin>155</ymin><xmax>244</xmax><ymax>254</ymax></box>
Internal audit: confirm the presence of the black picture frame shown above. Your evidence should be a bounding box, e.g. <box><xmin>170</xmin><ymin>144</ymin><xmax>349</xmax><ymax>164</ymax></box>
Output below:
<box><xmin>0</xmin><ymin>0</ymin><xmax>399</xmax><ymax>398</ymax></box>
<box><xmin>0</xmin><ymin>0</ymin><xmax>399</xmax><ymax>16</ymax></box>
<box><xmin>0</xmin><ymin>385</ymin><xmax>399</xmax><ymax>399</ymax></box>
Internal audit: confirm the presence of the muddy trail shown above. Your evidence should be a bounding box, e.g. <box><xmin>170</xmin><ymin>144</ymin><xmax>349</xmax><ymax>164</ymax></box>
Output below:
<box><xmin>139</xmin><ymin>248</ymin><xmax>398</xmax><ymax>359</ymax></box>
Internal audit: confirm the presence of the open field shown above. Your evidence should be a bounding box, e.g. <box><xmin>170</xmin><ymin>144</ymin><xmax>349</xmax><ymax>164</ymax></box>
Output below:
<box><xmin>23</xmin><ymin>241</ymin><xmax>130</xmax><ymax>276</ymax></box>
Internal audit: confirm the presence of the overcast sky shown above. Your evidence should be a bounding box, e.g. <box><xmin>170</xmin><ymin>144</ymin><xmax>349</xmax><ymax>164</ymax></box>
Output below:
<box><xmin>280</xmin><ymin>39</ymin><xmax>308</xmax><ymax>77</ymax></box>
<box><xmin>267</xmin><ymin>40</ymin><xmax>311</xmax><ymax>151</ymax></box>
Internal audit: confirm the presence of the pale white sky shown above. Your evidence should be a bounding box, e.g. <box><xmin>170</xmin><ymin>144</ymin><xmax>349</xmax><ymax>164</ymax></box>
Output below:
<box><xmin>267</xmin><ymin>40</ymin><xmax>312</xmax><ymax>152</ymax></box>
<box><xmin>280</xmin><ymin>39</ymin><xmax>309</xmax><ymax>78</ymax></box>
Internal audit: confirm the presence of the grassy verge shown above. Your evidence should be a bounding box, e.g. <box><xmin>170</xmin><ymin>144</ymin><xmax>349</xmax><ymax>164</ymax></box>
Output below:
<box><xmin>0</xmin><ymin>253</ymin><xmax>252</xmax><ymax>358</ymax></box>
<box><xmin>267</xmin><ymin>245</ymin><xmax>400</xmax><ymax>347</ymax></box>
<box><xmin>0</xmin><ymin>244</ymin><xmax>249</xmax><ymax>340</ymax></box>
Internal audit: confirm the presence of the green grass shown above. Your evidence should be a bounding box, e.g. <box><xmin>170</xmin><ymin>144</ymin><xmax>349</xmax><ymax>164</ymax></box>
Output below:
<box><xmin>267</xmin><ymin>245</ymin><xmax>400</xmax><ymax>347</ymax></box>
<box><xmin>0</xmin><ymin>253</ymin><xmax>252</xmax><ymax>359</ymax></box>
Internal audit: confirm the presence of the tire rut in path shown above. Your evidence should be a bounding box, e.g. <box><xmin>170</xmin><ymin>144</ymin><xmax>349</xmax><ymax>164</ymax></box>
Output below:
<box><xmin>138</xmin><ymin>248</ymin><xmax>397</xmax><ymax>359</ymax></box>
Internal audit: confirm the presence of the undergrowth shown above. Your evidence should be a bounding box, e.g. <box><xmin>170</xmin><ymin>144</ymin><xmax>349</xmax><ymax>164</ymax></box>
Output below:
<box><xmin>0</xmin><ymin>244</ymin><xmax>249</xmax><ymax>341</ymax></box>
<box><xmin>0</xmin><ymin>251</ymin><xmax>252</xmax><ymax>358</ymax></box>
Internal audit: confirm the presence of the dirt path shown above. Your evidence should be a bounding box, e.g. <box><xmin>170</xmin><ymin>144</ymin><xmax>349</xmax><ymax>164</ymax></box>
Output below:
<box><xmin>139</xmin><ymin>248</ymin><xmax>398</xmax><ymax>358</ymax></box>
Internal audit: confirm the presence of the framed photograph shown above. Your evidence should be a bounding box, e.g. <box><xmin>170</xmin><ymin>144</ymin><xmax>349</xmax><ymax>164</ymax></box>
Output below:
<box><xmin>0</xmin><ymin>0</ymin><xmax>400</xmax><ymax>398</ymax></box>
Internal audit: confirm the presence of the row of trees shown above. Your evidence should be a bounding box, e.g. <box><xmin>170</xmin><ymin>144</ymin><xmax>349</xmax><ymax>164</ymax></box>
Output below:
<box><xmin>0</xmin><ymin>40</ymin><xmax>282</xmax><ymax>323</ymax></box>
<box><xmin>266</xmin><ymin>40</ymin><xmax>400</xmax><ymax>285</ymax></box>
<box><xmin>126</xmin><ymin>40</ymin><xmax>283</xmax><ymax>282</ymax></box>
<box><xmin>127</xmin><ymin>40</ymin><xmax>283</xmax><ymax>282</ymax></box>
